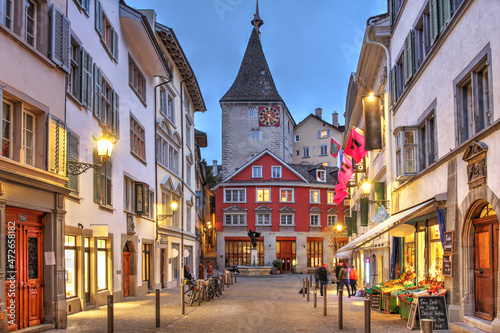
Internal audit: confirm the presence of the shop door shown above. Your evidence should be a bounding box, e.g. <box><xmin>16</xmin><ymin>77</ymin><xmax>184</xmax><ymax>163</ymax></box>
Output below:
<box><xmin>277</xmin><ymin>241</ymin><xmax>295</xmax><ymax>272</ymax></box>
<box><xmin>123</xmin><ymin>252</ymin><xmax>130</xmax><ymax>297</ymax></box>
<box><xmin>84</xmin><ymin>239</ymin><xmax>90</xmax><ymax>304</ymax></box>
<box><xmin>5</xmin><ymin>208</ymin><xmax>44</xmax><ymax>332</ymax></box>
<box><xmin>474</xmin><ymin>216</ymin><xmax>499</xmax><ymax>321</ymax></box>
<box><xmin>160</xmin><ymin>249</ymin><xmax>166</xmax><ymax>289</ymax></box>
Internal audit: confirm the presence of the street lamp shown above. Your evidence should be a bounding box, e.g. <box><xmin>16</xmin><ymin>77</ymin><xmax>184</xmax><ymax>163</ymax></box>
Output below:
<box><xmin>336</xmin><ymin>224</ymin><xmax>343</xmax><ymax>232</ymax></box>
<box><xmin>67</xmin><ymin>130</ymin><xmax>116</xmax><ymax>175</ymax></box>
<box><xmin>158</xmin><ymin>201</ymin><xmax>178</xmax><ymax>221</ymax></box>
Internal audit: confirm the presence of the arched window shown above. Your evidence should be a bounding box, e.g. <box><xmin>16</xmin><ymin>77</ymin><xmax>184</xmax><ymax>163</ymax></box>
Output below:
<box><xmin>248</xmin><ymin>107</ymin><xmax>253</xmax><ymax>117</ymax></box>
<box><xmin>252</xmin><ymin>107</ymin><xmax>258</xmax><ymax>117</ymax></box>
<box><xmin>251</xmin><ymin>129</ymin><xmax>255</xmax><ymax>139</ymax></box>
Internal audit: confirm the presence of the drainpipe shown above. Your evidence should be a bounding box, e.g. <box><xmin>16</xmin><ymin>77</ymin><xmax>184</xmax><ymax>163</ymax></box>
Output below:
<box><xmin>365</xmin><ymin>15</ymin><xmax>393</xmax><ymax>214</ymax></box>
<box><xmin>179</xmin><ymin>74</ymin><xmax>193</xmax><ymax>281</ymax></box>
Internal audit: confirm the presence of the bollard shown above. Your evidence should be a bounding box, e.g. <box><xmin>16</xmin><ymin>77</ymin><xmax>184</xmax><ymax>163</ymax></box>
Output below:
<box><xmin>231</xmin><ymin>272</ymin><xmax>234</xmax><ymax>285</ymax></box>
<box><xmin>235</xmin><ymin>271</ymin><xmax>237</xmax><ymax>283</ymax></box>
<box><xmin>227</xmin><ymin>272</ymin><xmax>230</xmax><ymax>288</ymax></box>
<box><xmin>306</xmin><ymin>277</ymin><xmax>310</xmax><ymax>302</ymax></box>
<box><xmin>364</xmin><ymin>297</ymin><xmax>371</xmax><ymax>333</ymax></box>
<box><xmin>181</xmin><ymin>284</ymin><xmax>185</xmax><ymax>315</ymax></box>
<box><xmin>310</xmin><ymin>274</ymin><xmax>313</xmax><ymax>287</ymax></box>
<box><xmin>420</xmin><ymin>319</ymin><xmax>433</xmax><ymax>333</ymax></box>
<box><xmin>338</xmin><ymin>289</ymin><xmax>343</xmax><ymax>329</ymax></box>
<box><xmin>303</xmin><ymin>278</ymin><xmax>306</xmax><ymax>298</ymax></box>
<box><xmin>313</xmin><ymin>283</ymin><xmax>317</xmax><ymax>308</ymax></box>
<box><xmin>323</xmin><ymin>284</ymin><xmax>327</xmax><ymax>316</ymax></box>
<box><xmin>156</xmin><ymin>289</ymin><xmax>160</xmax><ymax>327</ymax></box>
<box><xmin>107</xmin><ymin>294</ymin><xmax>113</xmax><ymax>333</ymax></box>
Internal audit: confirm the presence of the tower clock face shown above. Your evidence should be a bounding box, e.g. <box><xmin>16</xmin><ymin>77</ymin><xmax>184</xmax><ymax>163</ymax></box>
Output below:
<box><xmin>258</xmin><ymin>106</ymin><xmax>280</xmax><ymax>126</ymax></box>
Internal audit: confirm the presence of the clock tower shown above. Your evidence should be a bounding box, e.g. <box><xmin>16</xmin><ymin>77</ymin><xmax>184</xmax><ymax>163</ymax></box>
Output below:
<box><xmin>220</xmin><ymin>1</ymin><xmax>295</xmax><ymax>179</ymax></box>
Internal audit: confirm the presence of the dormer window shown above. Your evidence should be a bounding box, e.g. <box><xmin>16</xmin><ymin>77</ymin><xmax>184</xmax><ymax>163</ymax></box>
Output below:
<box><xmin>317</xmin><ymin>170</ymin><xmax>326</xmax><ymax>182</ymax></box>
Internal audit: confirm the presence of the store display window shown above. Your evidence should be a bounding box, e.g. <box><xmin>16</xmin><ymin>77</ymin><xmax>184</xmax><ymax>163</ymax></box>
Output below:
<box><xmin>416</xmin><ymin>230</ymin><xmax>426</xmax><ymax>283</ymax></box>
<box><xmin>404</xmin><ymin>233</ymin><xmax>415</xmax><ymax>273</ymax></box>
<box><xmin>428</xmin><ymin>224</ymin><xmax>444</xmax><ymax>281</ymax></box>
<box><xmin>97</xmin><ymin>239</ymin><xmax>108</xmax><ymax>290</ymax></box>
<box><xmin>65</xmin><ymin>235</ymin><xmax>77</xmax><ymax>298</ymax></box>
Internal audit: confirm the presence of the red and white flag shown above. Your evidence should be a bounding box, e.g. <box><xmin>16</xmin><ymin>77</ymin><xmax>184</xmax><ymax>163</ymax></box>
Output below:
<box><xmin>344</xmin><ymin>127</ymin><xmax>367</xmax><ymax>163</ymax></box>
<box><xmin>338</xmin><ymin>154</ymin><xmax>353</xmax><ymax>185</ymax></box>
<box><xmin>330</xmin><ymin>137</ymin><xmax>341</xmax><ymax>158</ymax></box>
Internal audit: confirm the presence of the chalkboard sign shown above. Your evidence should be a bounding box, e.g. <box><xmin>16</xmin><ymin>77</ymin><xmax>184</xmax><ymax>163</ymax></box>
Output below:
<box><xmin>384</xmin><ymin>293</ymin><xmax>390</xmax><ymax>314</ymax></box>
<box><xmin>371</xmin><ymin>295</ymin><xmax>381</xmax><ymax>310</ymax></box>
<box><xmin>443</xmin><ymin>231</ymin><xmax>454</xmax><ymax>253</ymax></box>
<box><xmin>443</xmin><ymin>254</ymin><xmax>452</xmax><ymax>277</ymax></box>
<box><xmin>418</xmin><ymin>296</ymin><xmax>449</xmax><ymax>330</ymax></box>
<box><xmin>407</xmin><ymin>302</ymin><xmax>419</xmax><ymax>330</ymax></box>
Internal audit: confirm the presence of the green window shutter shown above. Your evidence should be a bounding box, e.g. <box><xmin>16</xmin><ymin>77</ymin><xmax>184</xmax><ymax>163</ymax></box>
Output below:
<box><xmin>106</xmin><ymin>160</ymin><xmax>112</xmax><ymax>206</ymax></box>
<box><xmin>81</xmin><ymin>48</ymin><xmax>93</xmax><ymax>108</ymax></box>
<box><xmin>404</xmin><ymin>30</ymin><xmax>415</xmax><ymax>85</ymax></box>
<box><xmin>346</xmin><ymin>217</ymin><xmax>352</xmax><ymax>237</ymax></box>
<box><xmin>360</xmin><ymin>198</ymin><xmax>369</xmax><ymax>227</ymax></box>
<box><xmin>374</xmin><ymin>182</ymin><xmax>385</xmax><ymax>212</ymax></box>
<box><xmin>439</xmin><ymin>0</ymin><xmax>451</xmax><ymax>33</ymax></box>
<box><xmin>390</xmin><ymin>66</ymin><xmax>396</xmax><ymax>106</ymax></box>
<box><xmin>95</xmin><ymin>0</ymin><xmax>102</xmax><ymax>36</ymax></box>
<box><xmin>93</xmin><ymin>64</ymin><xmax>102</xmax><ymax>121</ymax></box>
<box><xmin>351</xmin><ymin>210</ymin><xmax>358</xmax><ymax>234</ymax></box>
<box><xmin>429</xmin><ymin>0</ymin><xmax>439</xmax><ymax>46</ymax></box>
<box><xmin>66</xmin><ymin>131</ymin><xmax>79</xmax><ymax>195</ymax></box>
<box><xmin>112</xmin><ymin>90</ymin><xmax>119</xmax><ymax>137</ymax></box>
<box><xmin>48</xmin><ymin>116</ymin><xmax>67</xmax><ymax>176</ymax></box>
<box><xmin>389</xmin><ymin>0</ymin><xmax>395</xmax><ymax>25</ymax></box>
<box><xmin>49</xmin><ymin>4</ymin><xmax>71</xmax><ymax>74</ymax></box>
<box><xmin>112</xmin><ymin>28</ymin><xmax>119</xmax><ymax>61</ymax></box>
<box><xmin>93</xmin><ymin>150</ymin><xmax>101</xmax><ymax>203</ymax></box>
<box><xmin>82</xmin><ymin>0</ymin><xmax>90</xmax><ymax>14</ymax></box>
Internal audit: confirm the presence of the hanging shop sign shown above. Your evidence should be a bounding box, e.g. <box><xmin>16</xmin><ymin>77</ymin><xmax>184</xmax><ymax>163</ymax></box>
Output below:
<box><xmin>443</xmin><ymin>231</ymin><xmax>454</xmax><ymax>254</ymax></box>
<box><xmin>353</xmin><ymin>157</ymin><xmax>366</xmax><ymax>173</ymax></box>
<box><xmin>443</xmin><ymin>254</ymin><xmax>452</xmax><ymax>277</ymax></box>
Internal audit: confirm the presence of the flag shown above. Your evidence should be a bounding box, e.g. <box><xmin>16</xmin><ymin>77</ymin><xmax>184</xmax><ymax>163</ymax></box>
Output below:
<box><xmin>337</xmin><ymin>149</ymin><xmax>343</xmax><ymax>169</ymax></box>
<box><xmin>338</xmin><ymin>154</ymin><xmax>353</xmax><ymax>185</ymax></box>
<box><xmin>334</xmin><ymin>183</ymin><xmax>348</xmax><ymax>205</ymax></box>
<box><xmin>330</xmin><ymin>137</ymin><xmax>341</xmax><ymax>158</ymax></box>
<box><xmin>344</xmin><ymin>127</ymin><xmax>367</xmax><ymax>163</ymax></box>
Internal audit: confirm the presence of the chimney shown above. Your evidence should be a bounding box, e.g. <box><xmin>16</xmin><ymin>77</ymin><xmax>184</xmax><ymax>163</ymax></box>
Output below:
<box><xmin>212</xmin><ymin>160</ymin><xmax>218</xmax><ymax>176</ymax></box>
<box><xmin>315</xmin><ymin>108</ymin><xmax>322</xmax><ymax>119</ymax></box>
<box><xmin>213</xmin><ymin>160</ymin><xmax>217</xmax><ymax>166</ymax></box>
<box><xmin>332</xmin><ymin>112</ymin><xmax>339</xmax><ymax>128</ymax></box>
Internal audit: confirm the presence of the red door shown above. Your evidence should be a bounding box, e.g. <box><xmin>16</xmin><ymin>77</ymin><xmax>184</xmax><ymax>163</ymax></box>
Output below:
<box><xmin>277</xmin><ymin>240</ymin><xmax>296</xmax><ymax>272</ymax></box>
<box><xmin>5</xmin><ymin>207</ymin><xmax>44</xmax><ymax>332</ymax></box>
<box><xmin>123</xmin><ymin>252</ymin><xmax>130</xmax><ymax>297</ymax></box>
<box><xmin>474</xmin><ymin>216</ymin><xmax>498</xmax><ymax>321</ymax></box>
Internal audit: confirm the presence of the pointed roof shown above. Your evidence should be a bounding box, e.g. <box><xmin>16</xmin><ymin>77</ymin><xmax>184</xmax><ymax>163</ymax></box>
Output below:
<box><xmin>220</xmin><ymin>27</ymin><xmax>282</xmax><ymax>102</ymax></box>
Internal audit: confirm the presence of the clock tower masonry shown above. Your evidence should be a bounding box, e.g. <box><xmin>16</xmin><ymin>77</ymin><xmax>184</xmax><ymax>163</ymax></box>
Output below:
<box><xmin>219</xmin><ymin>1</ymin><xmax>295</xmax><ymax>179</ymax></box>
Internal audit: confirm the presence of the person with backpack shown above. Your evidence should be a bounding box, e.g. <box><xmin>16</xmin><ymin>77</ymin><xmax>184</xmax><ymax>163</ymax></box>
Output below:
<box><xmin>338</xmin><ymin>262</ymin><xmax>351</xmax><ymax>298</ymax></box>
<box><xmin>318</xmin><ymin>264</ymin><xmax>328</xmax><ymax>297</ymax></box>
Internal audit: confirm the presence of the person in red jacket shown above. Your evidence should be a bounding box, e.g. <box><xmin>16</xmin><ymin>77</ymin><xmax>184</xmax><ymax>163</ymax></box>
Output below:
<box><xmin>349</xmin><ymin>265</ymin><xmax>358</xmax><ymax>296</ymax></box>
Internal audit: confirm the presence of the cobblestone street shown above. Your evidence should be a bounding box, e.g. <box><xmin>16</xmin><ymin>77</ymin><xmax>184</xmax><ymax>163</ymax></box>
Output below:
<box><xmin>46</xmin><ymin>274</ymin><xmax>453</xmax><ymax>333</ymax></box>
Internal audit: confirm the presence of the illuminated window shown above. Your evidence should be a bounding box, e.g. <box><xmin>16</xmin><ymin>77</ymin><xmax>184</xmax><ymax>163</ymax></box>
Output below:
<box><xmin>256</xmin><ymin>188</ymin><xmax>270</xmax><ymax>202</ymax></box>
<box><xmin>280</xmin><ymin>189</ymin><xmax>293</xmax><ymax>202</ymax></box>
<box><xmin>327</xmin><ymin>191</ymin><xmax>335</xmax><ymax>205</ymax></box>
<box><xmin>307</xmin><ymin>238</ymin><xmax>323</xmax><ymax>267</ymax></box>
<box><xmin>320</xmin><ymin>130</ymin><xmax>328</xmax><ymax>138</ymax></box>
<box><xmin>317</xmin><ymin>170</ymin><xmax>326</xmax><ymax>182</ymax></box>
<box><xmin>65</xmin><ymin>235</ymin><xmax>77</xmax><ymax>298</ymax></box>
<box><xmin>97</xmin><ymin>239</ymin><xmax>107</xmax><ymax>290</ymax></box>
<box><xmin>310</xmin><ymin>189</ymin><xmax>320</xmax><ymax>203</ymax></box>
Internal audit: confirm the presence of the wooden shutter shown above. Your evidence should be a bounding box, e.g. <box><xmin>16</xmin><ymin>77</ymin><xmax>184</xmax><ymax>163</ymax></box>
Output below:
<box><xmin>49</xmin><ymin>4</ymin><xmax>71</xmax><ymax>73</ymax></box>
<box><xmin>82</xmin><ymin>0</ymin><xmax>90</xmax><ymax>14</ymax></box>
<box><xmin>112</xmin><ymin>90</ymin><xmax>119</xmax><ymax>137</ymax></box>
<box><xmin>93</xmin><ymin>150</ymin><xmax>101</xmax><ymax>203</ymax></box>
<box><xmin>48</xmin><ymin>116</ymin><xmax>67</xmax><ymax>176</ymax></box>
<box><xmin>374</xmin><ymin>182</ymin><xmax>385</xmax><ymax>212</ymax></box>
<box><xmin>95</xmin><ymin>0</ymin><xmax>102</xmax><ymax>36</ymax></box>
<box><xmin>105</xmin><ymin>160</ymin><xmax>112</xmax><ymax>205</ymax></box>
<box><xmin>81</xmin><ymin>48</ymin><xmax>93</xmax><ymax>108</ymax></box>
<box><xmin>112</xmin><ymin>28</ymin><xmax>119</xmax><ymax>60</ymax></box>
<box><xmin>439</xmin><ymin>0</ymin><xmax>451</xmax><ymax>33</ymax></box>
<box><xmin>351</xmin><ymin>211</ymin><xmax>358</xmax><ymax>233</ymax></box>
<box><xmin>346</xmin><ymin>217</ymin><xmax>352</xmax><ymax>237</ymax></box>
<box><xmin>360</xmin><ymin>198</ymin><xmax>369</xmax><ymax>227</ymax></box>
<box><xmin>317</xmin><ymin>130</ymin><xmax>321</xmax><ymax>138</ymax></box>
<box><xmin>404</xmin><ymin>30</ymin><xmax>415</xmax><ymax>85</ymax></box>
<box><xmin>429</xmin><ymin>0</ymin><xmax>439</xmax><ymax>46</ymax></box>
<box><xmin>390</xmin><ymin>66</ymin><xmax>396</xmax><ymax>106</ymax></box>
<box><xmin>66</xmin><ymin>131</ymin><xmax>79</xmax><ymax>195</ymax></box>
<box><xmin>93</xmin><ymin>64</ymin><xmax>102</xmax><ymax>121</ymax></box>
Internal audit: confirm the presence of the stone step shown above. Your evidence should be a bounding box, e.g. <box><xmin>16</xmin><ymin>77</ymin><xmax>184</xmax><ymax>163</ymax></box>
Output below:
<box><xmin>15</xmin><ymin>323</ymin><xmax>55</xmax><ymax>333</ymax></box>
<box><xmin>450</xmin><ymin>321</ymin><xmax>488</xmax><ymax>333</ymax></box>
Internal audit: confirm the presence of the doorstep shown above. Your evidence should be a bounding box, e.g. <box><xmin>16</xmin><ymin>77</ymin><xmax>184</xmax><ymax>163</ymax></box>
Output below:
<box><xmin>450</xmin><ymin>321</ymin><xmax>488</xmax><ymax>333</ymax></box>
<box><xmin>14</xmin><ymin>324</ymin><xmax>55</xmax><ymax>333</ymax></box>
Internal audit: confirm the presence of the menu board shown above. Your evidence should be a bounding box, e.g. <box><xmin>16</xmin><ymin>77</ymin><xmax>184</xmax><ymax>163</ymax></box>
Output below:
<box><xmin>418</xmin><ymin>296</ymin><xmax>449</xmax><ymax>330</ymax></box>
<box><xmin>443</xmin><ymin>231</ymin><xmax>454</xmax><ymax>253</ymax></box>
<box><xmin>443</xmin><ymin>254</ymin><xmax>452</xmax><ymax>277</ymax></box>
<box><xmin>407</xmin><ymin>302</ymin><xmax>419</xmax><ymax>330</ymax></box>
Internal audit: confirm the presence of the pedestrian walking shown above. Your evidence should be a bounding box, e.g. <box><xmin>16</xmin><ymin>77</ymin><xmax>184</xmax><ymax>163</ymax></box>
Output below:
<box><xmin>317</xmin><ymin>264</ymin><xmax>328</xmax><ymax>297</ymax></box>
<box><xmin>198</xmin><ymin>262</ymin><xmax>205</xmax><ymax>280</ymax></box>
<box><xmin>349</xmin><ymin>265</ymin><xmax>358</xmax><ymax>296</ymax></box>
<box><xmin>338</xmin><ymin>262</ymin><xmax>351</xmax><ymax>298</ymax></box>
<box><xmin>314</xmin><ymin>264</ymin><xmax>321</xmax><ymax>284</ymax></box>
<box><xmin>207</xmin><ymin>262</ymin><xmax>213</xmax><ymax>278</ymax></box>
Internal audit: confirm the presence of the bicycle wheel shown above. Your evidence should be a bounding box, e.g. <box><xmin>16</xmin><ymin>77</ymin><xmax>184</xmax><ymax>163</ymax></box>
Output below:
<box><xmin>184</xmin><ymin>286</ymin><xmax>193</xmax><ymax>304</ymax></box>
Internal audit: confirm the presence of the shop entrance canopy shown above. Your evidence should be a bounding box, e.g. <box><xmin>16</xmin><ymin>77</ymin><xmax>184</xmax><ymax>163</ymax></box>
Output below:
<box><xmin>335</xmin><ymin>200</ymin><xmax>434</xmax><ymax>259</ymax></box>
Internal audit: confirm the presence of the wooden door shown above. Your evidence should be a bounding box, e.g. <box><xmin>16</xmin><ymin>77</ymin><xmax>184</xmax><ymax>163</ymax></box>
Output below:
<box><xmin>123</xmin><ymin>252</ymin><xmax>130</xmax><ymax>297</ymax></box>
<box><xmin>474</xmin><ymin>217</ymin><xmax>498</xmax><ymax>321</ymax></box>
<box><xmin>5</xmin><ymin>208</ymin><xmax>44</xmax><ymax>332</ymax></box>
<box><xmin>160</xmin><ymin>249</ymin><xmax>166</xmax><ymax>289</ymax></box>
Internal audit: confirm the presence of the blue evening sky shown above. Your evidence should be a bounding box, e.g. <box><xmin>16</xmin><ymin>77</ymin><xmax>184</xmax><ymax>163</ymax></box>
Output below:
<box><xmin>126</xmin><ymin>0</ymin><xmax>387</xmax><ymax>164</ymax></box>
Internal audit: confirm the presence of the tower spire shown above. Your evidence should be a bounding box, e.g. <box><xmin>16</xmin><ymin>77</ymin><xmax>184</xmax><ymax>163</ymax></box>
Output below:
<box><xmin>251</xmin><ymin>0</ymin><xmax>264</xmax><ymax>33</ymax></box>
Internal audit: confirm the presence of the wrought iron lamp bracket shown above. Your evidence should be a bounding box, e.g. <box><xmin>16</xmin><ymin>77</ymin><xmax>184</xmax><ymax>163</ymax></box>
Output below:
<box><xmin>67</xmin><ymin>161</ymin><xmax>102</xmax><ymax>176</ymax></box>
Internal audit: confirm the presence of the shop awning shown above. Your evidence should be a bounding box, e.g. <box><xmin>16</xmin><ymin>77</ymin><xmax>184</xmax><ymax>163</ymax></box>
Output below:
<box><xmin>335</xmin><ymin>199</ymin><xmax>435</xmax><ymax>259</ymax></box>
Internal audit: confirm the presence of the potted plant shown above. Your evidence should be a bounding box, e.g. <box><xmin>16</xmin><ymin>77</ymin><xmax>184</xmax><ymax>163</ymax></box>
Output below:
<box><xmin>273</xmin><ymin>258</ymin><xmax>283</xmax><ymax>274</ymax></box>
